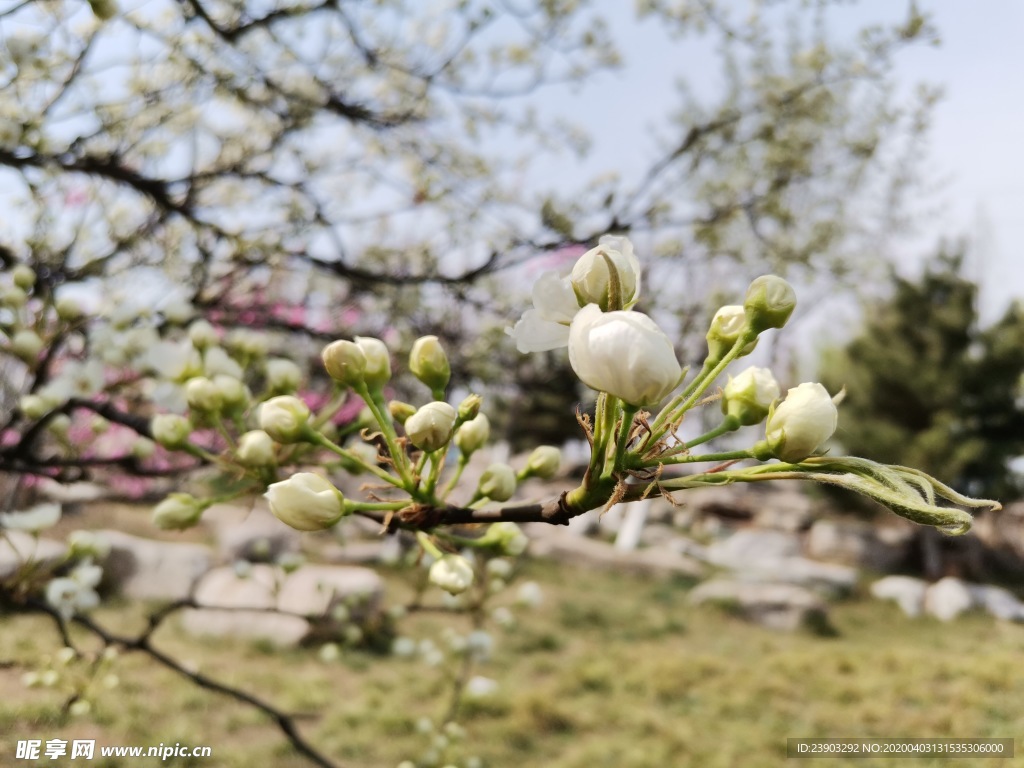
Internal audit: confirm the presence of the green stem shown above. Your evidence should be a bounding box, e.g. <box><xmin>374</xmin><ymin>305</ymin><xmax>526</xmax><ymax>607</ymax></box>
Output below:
<box><xmin>654</xmin><ymin>416</ymin><xmax>740</xmax><ymax>461</ymax></box>
<box><xmin>609</xmin><ymin>404</ymin><xmax>639</xmax><ymax>475</ymax></box>
<box><xmin>441</xmin><ymin>455</ymin><xmax>470</xmax><ymax>500</ymax></box>
<box><xmin>356</xmin><ymin>383</ymin><xmax>413</xmax><ymax>487</ymax></box>
<box><xmin>310</xmin><ymin>389</ymin><xmax>349</xmax><ymax>429</ymax></box>
<box><xmin>657</xmin><ymin>449</ymin><xmax>753</xmax><ymax>466</ymax></box>
<box><xmin>416</xmin><ymin>531</ymin><xmax>444</xmax><ymax>559</ymax></box>
<box><xmin>305</xmin><ymin>430</ymin><xmax>404</xmax><ymax>488</ymax></box>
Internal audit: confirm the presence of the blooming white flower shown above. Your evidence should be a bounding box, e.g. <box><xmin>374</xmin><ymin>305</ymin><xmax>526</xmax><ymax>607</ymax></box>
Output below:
<box><xmin>722</xmin><ymin>366</ymin><xmax>780</xmax><ymax>426</ymax></box>
<box><xmin>265</xmin><ymin>472</ymin><xmax>345</xmax><ymax>531</ymax></box>
<box><xmin>145</xmin><ymin>339</ymin><xmax>202</xmax><ymax>382</ymax></box>
<box><xmin>568</xmin><ymin>304</ymin><xmax>682</xmax><ymax>406</ymax></box>
<box><xmin>46</xmin><ymin>561</ymin><xmax>102</xmax><ymax>620</ymax></box>
<box><xmin>570</xmin><ymin>235</ymin><xmax>641</xmax><ymax>311</ymax></box>
<box><xmin>507</xmin><ymin>270</ymin><xmax>580</xmax><ymax>352</ymax></box>
<box><xmin>429</xmin><ymin>554</ymin><xmax>474</xmax><ymax>595</ymax></box>
<box><xmin>405</xmin><ymin>401</ymin><xmax>457</xmax><ymax>452</ymax></box>
<box><xmin>0</xmin><ymin>503</ymin><xmax>61</xmax><ymax>533</ymax></box>
<box><xmin>203</xmin><ymin>346</ymin><xmax>244</xmax><ymax>380</ymax></box>
<box><xmin>259</xmin><ymin>395</ymin><xmax>311</xmax><ymax>443</ymax></box>
<box><xmin>764</xmin><ymin>382</ymin><xmax>839</xmax><ymax>462</ymax></box>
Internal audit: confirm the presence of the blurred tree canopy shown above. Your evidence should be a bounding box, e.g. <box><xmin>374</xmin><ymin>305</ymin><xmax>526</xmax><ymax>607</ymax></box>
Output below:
<box><xmin>821</xmin><ymin>248</ymin><xmax>1024</xmax><ymax>501</ymax></box>
<box><xmin>1</xmin><ymin>0</ymin><xmax>943</xmax><ymax>469</ymax></box>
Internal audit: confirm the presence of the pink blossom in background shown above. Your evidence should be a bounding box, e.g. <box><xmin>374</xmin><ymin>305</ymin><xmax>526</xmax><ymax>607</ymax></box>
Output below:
<box><xmin>340</xmin><ymin>306</ymin><xmax>362</xmax><ymax>327</ymax></box>
<box><xmin>1</xmin><ymin>429</ymin><xmax>19</xmax><ymax>447</ymax></box>
<box><xmin>528</xmin><ymin>244</ymin><xmax>586</xmax><ymax>276</ymax></box>
<box><xmin>107</xmin><ymin>474</ymin><xmax>154</xmax><ymax>499</ymax></box>
<box><xmin>63</xmin><ymin>187</ymin><xmax>90</xmax><ymax>207</ymax></box>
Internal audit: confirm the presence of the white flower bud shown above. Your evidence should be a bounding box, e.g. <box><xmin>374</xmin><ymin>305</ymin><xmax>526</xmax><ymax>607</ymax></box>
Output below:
<box><xmin>47</xmin><ymin>414</ymin><xmax>71</xmax><ymax>437</ymax></box>
<box><xmin>259</xmin><ymin>396</ymin><xmax>311</xmax><ymax>443</ymax></box>
<box><xmin>525</xmin><ymin>445</ymin><xmax>561</xmax><ymax>479</ymax></box>
<box><xmin>454</xmin><ymin>413</ymin><xmax>490</xmax><ymax>456</ymax></box>
<box><xmin>322</xmin><ymin>340</ymin><xmax>366</xmax><ymax>387</ymax></box>
<box><xmin>763</xmin><ymin>382</ymin><xmax>838</xmax><ymax>462</ymax></box>
<box><xmin>213</xmin><ymin>374</ymin><xmax>250</xmax><ymax>410</ymax></box>
<box><xmin>457</xmin><ymin>393</ymin><xmax>482</xmax><ymax>421</ymax></box>
<box><xmin>187</xmin><ymin>320</ymin><xmax>218</xmax><ymax>350</ymax></box>
<box><xmin>405</xmin><ymin>401</ymin><xmax>457</xmax><ymax>452</ymax></box>
<box><xmin>185</xmin><ymin>376</ymin><xmax>223</xmax><ymax>412</ymax></box>
<box><xmin>706</xmin><ymin>305</ymin><xmax>756</xmax><ymax>361</ymax></box>
<box><xmin>265</xmin><ymin>358</ymin><xmax>302</xmax><ymax>393</ymax></box>
<box><xmin>237</xmin><ymin>430</ymin><xmax>276</xmax><ymax>467</ymax></box>
<box><xmin>388</xmin><ymin>400</ymin><xmax>417</xmax><ymax>425</ymax></box>
<box><xmin>570</xmin><ymin>235</ymin><xmax>641</xmax><ymax>311</ymax></box>
<box><xmin>568</xmin><ymin>304</ymin><xmax>681</xmax><ymax>406</ymax></box>
<box><xmin>478</xmin><ymin>463</ymin><xmax>517</xmax><ymax>502</ymax></box>
<box><xmin>744</xmin><ymin>275</ymin><xmax>797</xmax><ymax>333</ymax></box>
<box><xmin>11</xmin><ymin>329</ymin><xmax>43</xmax><ymax>362</ymax></box>
<box><xmin>225</xmin><ymin>329</ymin><xmax>267</xmax><ymax>358</ymax></box>
<box><xmin>480</xmin><ymin>522</ymin><xmax>528</xmax><ymax>556</ymax></box>
<box><xmin>429</xmin><ymin>554</ymin><xmax>474</xmax><ymax>595</ymax></box>
<box><xmin>151</xmin><ymin>414</ymin><xmax>192</xmax><ymax>449</ymax></box>
<box><xmin>722</xmin><ymin>366</ymin><xmax>780</xmax><ymax>426</ymax></box>
<box><xmin>354</xmin><ymin>336</ymin><xmax>391</xmax><ymax>390</ymax></box>
<box><xmin>265</xmin><ymin>472</ymin><xmax>345</xmax><ymax>531</ymax></box>
<box><xmin>153</xmin><ymin>493</ymin><xmax>206</xmax><ymax>530</ymax></box>
<box><xmin>409</xmin><ymin>336</ymin><xmax>450</xmax><ymax>395</ymax></box>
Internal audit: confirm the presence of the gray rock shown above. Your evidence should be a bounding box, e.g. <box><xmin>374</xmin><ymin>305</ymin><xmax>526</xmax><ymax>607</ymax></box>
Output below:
<box><xmin>807</xmin><ymin>519</ymin><xmax>914</xmax><ymax>572</ymax></box>
<box><xmin>529</xmin><ymin>530</ymin><xmax>705</xmax><ymax>578</ymax></box>
<box><xmin>180</xmin><ymin>609</ymin><xmax>310</xmax><ymax>647</ymax></box>
<box><xmin>99</xmin><ymin>530</ymin><xmax>212</xmax><ymax>601</ymax></box>
<box><xmin>870</xmin><ymin>575</ymin><xmax>928</xmax><ymax>617</ymax></box>
<box><xmin>206</xmin><ymin>501</ymin><xmax>301</xmax><ymax>562</ymax></box>
<box><xmin>744</xmin><ymin>557</ymin><xmax>858</xmax><ymax>595</ymax></box>
<box><xmin>180</xmin><ymin>564</ymin><xmax>310</xmax><ymax>647</ymax></box>
<box><xmin>614</xmin><ymin>500</ymin><xmax>651</xmax><ymax>552</ymax></box>
<box><xmin>924</xmin><ymin>577</ymin><xmax>976</xmax><ymax>622</ymax></box>
<box><xmin>706</xmin><ymin>529</ymin><xmax>802</xmax><ymax>567</ymax></box>
<box><xmin>0</xmin><ymin>531</ymin><xmax>66</xmax><ymax>579</ymax></box>
<box><xmin>972</xmin><ymin>584</ymin><xmax>1024</xmax><ymax>621</ymax></box>
<box><xmin>752</xmin><ymin>489</ymin><xmax>817</xmax><ymax>531</ymax></box>
<box><xmin>277</xmin><ymin>565</ymin><xmax>383</xmax><ymax>619</ymax></box>
<box><xmin>689</xmin><ymin>579</ymin><xmax>829</xmax><ymax>631</ymax></box>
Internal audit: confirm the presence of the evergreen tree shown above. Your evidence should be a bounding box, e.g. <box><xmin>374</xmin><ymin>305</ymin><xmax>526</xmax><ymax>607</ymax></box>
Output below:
<box><xmin>821</xmin><ymin>247</ymin><xmax>1024</xmax><ymax>500</ymax></box>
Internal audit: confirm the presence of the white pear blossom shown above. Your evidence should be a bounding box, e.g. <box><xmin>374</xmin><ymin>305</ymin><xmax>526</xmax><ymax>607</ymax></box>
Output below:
<box><xmin>570</xmin><ymin>235</ymin><xmax>641</xmax><ymax>310</ymax></box>
<box><xmin>568</xmin><ymin>304</ymin><xmax>682</xmax><ymax>406</ymax></box>
<box><xmin>265</xmin><ymin>358</ymin><xmax>302</xmax><ymax>392</ymax></box>
<box><xmin>764</xmin><ymin>382</ymin><xmax>839</xmax><ymax>462</ymax></box>
<box><xmin>46</xmin><ymin>561</ymin><xmax>103</xmax><ymax>620</ymax></box>
<box><xmin>507</xmin><ymin>270</ymin><xmax>580</xmax><ymax>352</ymax></box>
<box><xmin>265</xmin><ymin>472</ymin><xmax>345</xmax><ymax>531</ymax></box>
<box><xmin>454</xmin><ymin>413</ymin><xmax>490</xmax><ymax>456</ymax></box>
<box><xmin>237</xmin><ymin>430</ymin><xmax>276</xmax><ymax>467</ymax></box>
<box><xmin>259</xmin><ymin>395</ymin><xmax>311</xmax><ymax>443</ymax></box>
<box><xmin>203</xmin><ymin>346</ymin><xmax>244</xmax><ymax>380</ymax></box>
<box><xmin>354</xmin><ymin>336</ymin><xmax>391</xmax><ymax>389</ymax></box>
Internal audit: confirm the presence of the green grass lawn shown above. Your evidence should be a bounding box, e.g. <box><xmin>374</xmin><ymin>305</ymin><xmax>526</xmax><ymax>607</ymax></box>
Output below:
<box><xmin>2</xmin><ymin>559</ymin><xmax>1022</xmax><ymax>768</ymax></box>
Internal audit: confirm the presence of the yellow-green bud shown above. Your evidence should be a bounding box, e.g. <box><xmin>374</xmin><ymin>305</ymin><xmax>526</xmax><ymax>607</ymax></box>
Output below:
<box><xmin>12</xmin><ymin>264</ymin><xmax>36</xmax><ymax>290</ymax></box>
<box><xmin>259</xmin><ymin>396</ymin><xmax>311</xmax><ymax>443</ymax></box>
<box><xmin>185</xmin><ymin>376</ymin><xmax>223</xmax><ymax>413</ymax></box>
<box><xmin>152</xmin><ymin>493</ymin><xmax>205</xmax><ymax>531</ymax></box>
<box><xmin>409</xmin><ymin>336</ymin><xmax>450</xmax><ymax>396</ymax></box>
<box><xmin>478</xmin><ymin>463</ymin><xmax>517</xmax><ymax>502</ymax></box>
<box><xmin>454</xmin><ymin>413</ymin><xmax>489</xmax><ymax>456</ymax></box>
<box><xmin>151</xmin><ymin>414</ymin><xmax>192</xmax><ymax>449</ymax></box>
<box><xmin>55</xmin><ymin>295</ymin><xmax>83</xmax><ymax>321</ymax></box>
<box><xmin>388</xmin><ymin>400</ymin><xmax>417</xmax><ymax>425</ymax></box>
<box><xmin>525</xmin><ymin>445</ymin><xmax>561</xmax><ymax>479</ymax></box>
<box><xmin>131</xmin><ymin>437</ymin><xmax>156</xmax><ymax>459</ymax></box>
<box><xmin>19</xmin><ymin>394</ymin><xmax>49</xmax><ymax>420</ymax></box>
<box><xmin>213</xmin><ymin>374</ymin><xmax>250</xmax><ymax>410</ymax></box>
<box><xmin>457</xmin><ymin>394</ymin><xmax>482</xmax><ymax>421</ymax></box>
<box><xmin>405</xmin><ymin>401</ymin><xmax>457</xmax><ymax>452</ymax></box>
<box><xmin>1</xmin><ymin>285</ymin><xmax>27</xmax><ymax>308</ymax></box>
<box><xmin>187</xmin><ymin>320</ymin><xmax>218</xmax><ymax>350</ymax></box>
<box><xmin>91</xmin><ymin>416</ymin><xmax>109</xmax><ymax>434</ymax></box>
<box><xmin>237</xmin><ymin>429</ymin><xmax>276</xmax><ymax>467</ymax></box>
<box><xmin>47</xmin><ymin>413</ymin><xmax>71</xmax><ymax>437</ymax></box>
<box><xmin>743</xmin><ymin>275</ymin><xmax>797</xmax><ymax>333</ymax></box>
<box><xmin>479</xmin><ymin>522</ymin><xmax>528</xmax><ymax>556</ymax></box>
<box><xmin>322</xmin><ymin>340</ymin><xmax>366</xmax><ymax>388</ymax></box>
<box><xmin>11</xmin><ymin>329</ymin><xmax>43</xmax><ymax>362</ymax></box>
<box><xmin>354</xmin><ymin>336</ymin><xmax>391</xmax><ymax>390</ymax></box>
<box><xmin>265</xmin><ymin>358</ymin><xmax>302</xmax><ymax>393</ymax></box>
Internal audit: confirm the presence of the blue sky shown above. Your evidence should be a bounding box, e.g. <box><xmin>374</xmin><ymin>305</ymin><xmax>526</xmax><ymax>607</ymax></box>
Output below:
<box><xmin>527</xmin><ymin>0</ymin><xmax>1022</xmax><ymax>325</ymax></box>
